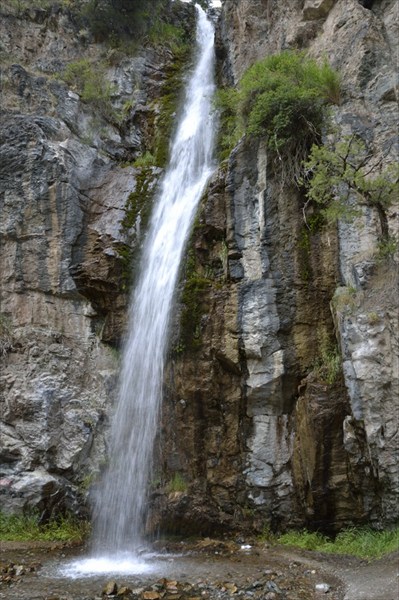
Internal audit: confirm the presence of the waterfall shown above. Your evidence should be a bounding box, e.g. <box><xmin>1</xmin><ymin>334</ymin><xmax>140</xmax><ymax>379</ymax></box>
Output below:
<box><xmin>92</xmin><ymin>6</ymin><xmax>216</xmax><ymax>557</ymax></box>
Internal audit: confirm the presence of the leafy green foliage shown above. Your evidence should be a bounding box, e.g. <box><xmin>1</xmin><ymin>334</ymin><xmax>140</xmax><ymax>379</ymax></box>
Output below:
<box><xmin>83</xmin><ymin>0</ymin><xmax>167</xmax><ymax>43</ymax></box>
<box><xmin>62</xmin><ymin>59</ymin><xmax>115</xmax><ymax>116</ymax></box>
<box><xmin>377</xmin><ymin>236</ymin><xmax>398</xmax><ymax>259</ymax></box>
<box><xmin>214</xmin><ymin>87</ymin><xmax>242</xmax><ymax>160</ymax></box>
<box><xmin>302</xmin><ymin>134</ymin><xmax>398</xmax><ymax>260</ymax></box>
<box><xmin>133</xmin><ymin>151</ymin><xmax>156</xmax><ymax>168</ymax></box>
<box><xmin>216</xmin><ymin>51</ymin><xmax>340</xmax><ymax>175</ymax></box>
<box><xmin>302</xmin><ymin>135</ymin><xmax>398</xmax><ymax>223</ymax></box>
<box><xmin>82</xmin><ymin>0</ymin><xmax>191</xmax><ymax>52</ymax></box>
<box><xmin>0</xmin><ymin>511</ymin><xmax>90</xmax><ymax>542</ymax></box>
<box><xmin>147</xmin><ymin>21</ymin><xmax>186</xmax><ymax>52</ymax></box>
<box><xmin>278</xmin><ymin>526</ymin><xmax>399</xmax><ymax>560</ymax></box>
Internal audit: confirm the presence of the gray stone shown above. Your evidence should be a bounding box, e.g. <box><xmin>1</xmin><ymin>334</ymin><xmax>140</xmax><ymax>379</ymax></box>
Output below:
<box><xmin>303</xmin><ymin>0</ymin><xmax>335</xmax><ymax>21</ymax></box>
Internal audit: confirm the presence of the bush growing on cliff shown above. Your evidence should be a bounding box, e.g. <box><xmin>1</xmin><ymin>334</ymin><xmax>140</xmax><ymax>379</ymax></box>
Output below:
<box><xmin>216</xmin><ymin>51</ymin><xmax>340</xmax><ymax>177</ymax></box>
<box><xmin>302</xmin><ymin>134</ymin><xmax>399</xmax><ymax>252</ymax></box>
<box><xmin>83</xmin><ymin>0</ymin><xmax>191</xmax><ymax>50</ymax></box>
<box><xmin>302</xmin><ymin>135</ymin><xmax>398</xmax><ymax>218</ymax></box>
<box><xmin>63</xmin><ymin>58</ymin><xmax>116</xmax><ymax>115</ymax></box>
<box><xmin>240</xmin><ymin>52</ymin><xmax>340</xmax><ymax>141</ymax></box>
<box><xmin>83</xmin><ymin>0</ymin><xmax>166</xmax><ymax>42</ymax></box>
<box><xmin>214</xmin><ymin>87</ymin><xmax>242</xmax><ymax>160</ymax></box>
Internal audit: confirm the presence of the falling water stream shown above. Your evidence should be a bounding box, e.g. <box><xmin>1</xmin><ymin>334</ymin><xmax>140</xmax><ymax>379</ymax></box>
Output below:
<box><xmin>63</xmin><ymin>5</ymin><xmax>216</xmax><ymax>577</ymax></box>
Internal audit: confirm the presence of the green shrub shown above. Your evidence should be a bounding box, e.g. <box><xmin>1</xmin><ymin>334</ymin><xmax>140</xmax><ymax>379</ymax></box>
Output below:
<box><xmin>82</xmin><ymin>0</ymin><xmax>185</xmax><ymax>48</ymax></box>
<box><xmin>278</xmin><ymin>526</ymin><xmax>399</xmax><ymax>560</ymax></box>
<box><xmin>147</xmin><ymin>22</ymin><xmax>185</xmax><ymax>51</ymax></box>
<box><xmin>216</xmin><ymin>51</ymin><xmax>340</xmax><ymax>177</ymax></box>
<box><xmin>377</xmin><ymin>236</ymin><xmax>398</xmax><ymax>259</ymax></box>
<box><xmin>62</xmin><ymin>59</ymin><xmax>115</xmax><ymax>116</ymax></box>
<box><xmin>133</xmin><ymin>151</ymin><xmax>156</xmax><ymax>168</ymax></box>
<box><xmin>83</xmin><ymin>0</ymin><xmax>154</xmax><ymax>42</ymax></box>
<box><xmin>214</xmin><ymin>87</ymin><xmax>242</xmax><ymax>160</ymax></box>
<box><xmin>241</xmin><ymin>52</ymin><xmax>339</xmax><ymax>159</ymax></box>
<box><xmin>302</xmin><ymin>135</ymin><xmax>398</xmax><ymax>223</ymax></box>
<box><xmin>301</xmin><ymin>134</ymin><xmax>398</xmax><ymax>263</ymax></box>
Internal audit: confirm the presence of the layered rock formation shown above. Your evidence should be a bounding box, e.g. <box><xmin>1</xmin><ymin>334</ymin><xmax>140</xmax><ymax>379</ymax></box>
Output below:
<box><xmin>0</xmin><ymin>0</ymin><xmax>194</xmax><ymax>517</ymax></box>
<box><xmin>1</xmin><ymin>0</ymin><xmax>398</xmax><ymax>534</ymax></box>
<box><xmin>157</xmin><ymin>0</ymin><xmax>398</xmax><ymax>534</ymax></box>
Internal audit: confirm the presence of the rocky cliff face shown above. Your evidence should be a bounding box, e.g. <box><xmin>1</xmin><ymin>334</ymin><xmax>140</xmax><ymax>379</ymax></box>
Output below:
<box><xmin>0</xmin><ymin>0</ymin><xmax>194</xmax><ymax>518</ymax></box>
<box><xmin>1</xmin><ymin>0</ymin><xmax>397</xmax><ymax>534</ymax></box>
<box><xmin>157</xmin><ymin>0</ymin><xmax>398</xmax><ymax>534</ymax></box>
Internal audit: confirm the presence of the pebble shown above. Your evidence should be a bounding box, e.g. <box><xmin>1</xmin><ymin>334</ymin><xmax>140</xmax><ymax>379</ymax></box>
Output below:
<box><xmin>315</xmin><ymin>582</ymin><xmax>331</xmax><ymax>593</ymax></box>
<box><xmin>266</xmin><ymin>580</ymin><xmax>282</xmax><ymax>594</ymax></box>
<box><xmin>103</xmin><ymin>580</ymin><xmax>118</xmax><ymax>595</ymax></box>
<box><xmin>117</xmin><ymin>586</ymin><xmax>132</xmax><ymax>596</ymax></box>
<box><xmin>15</xmin><ymin>565</ymin><xmax>25</xmax><ymax>576</ymax></box>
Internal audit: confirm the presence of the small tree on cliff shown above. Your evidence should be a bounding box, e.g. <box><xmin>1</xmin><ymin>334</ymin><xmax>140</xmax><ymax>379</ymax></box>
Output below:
<box><xmin>301</xmin><ymin>133</ymin><xmax>399</xmax><ymax>255</ymax></box>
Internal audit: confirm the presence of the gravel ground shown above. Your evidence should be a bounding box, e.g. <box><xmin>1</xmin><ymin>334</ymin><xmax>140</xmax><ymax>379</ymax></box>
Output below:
<box><xmin>0</xmin><ymin>539</ymin><xmax>397</xmax><ymax>600</ymax></box>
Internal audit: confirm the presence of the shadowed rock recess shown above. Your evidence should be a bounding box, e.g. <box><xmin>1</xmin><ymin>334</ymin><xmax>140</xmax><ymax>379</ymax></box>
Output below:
<box><xmin>0</xmin><ymin>0</ymin><xmax>398</xmax><ymax>535</ymax></box>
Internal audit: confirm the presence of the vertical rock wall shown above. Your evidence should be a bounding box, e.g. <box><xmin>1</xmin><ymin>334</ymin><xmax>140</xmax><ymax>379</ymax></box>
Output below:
<box><xmin>158</xmin><ymin>0</ymin><xmax>398</xmax><ymax>533</ymax></box>
<box><xmin>0</xmin><ymin>0</ymin><xmax>195</xmax><ymax>518</ymax></box>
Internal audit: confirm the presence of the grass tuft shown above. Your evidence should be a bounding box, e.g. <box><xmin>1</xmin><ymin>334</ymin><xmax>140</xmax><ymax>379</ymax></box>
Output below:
<box><xmin>0</xmin><ymin>511</ymin><xmax>90</xmax><ymax>543</ymax></box>
<box><xmin>278</xmin><ymin>526</ymin><xmax>399</xmax><ymax>560</ymax></box>
<box><xmin>166</xmin><ymin>472</ymin><xmax>187</xmax><ymax>493</ymax></box>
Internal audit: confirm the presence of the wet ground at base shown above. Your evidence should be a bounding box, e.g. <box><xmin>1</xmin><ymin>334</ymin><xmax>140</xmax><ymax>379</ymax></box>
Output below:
<box><xmin>0</xmin><ymin>538</ymin><xmax>397</xmax><ymax>600</ymax></box>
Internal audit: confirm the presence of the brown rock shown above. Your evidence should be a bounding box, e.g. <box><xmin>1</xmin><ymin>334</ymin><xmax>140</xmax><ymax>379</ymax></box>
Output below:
<box><xmin>142</xmin><ymin>592</ymin><xmax>161</xmax><ymax>600</ymax></box>
<box><xmin>117</xmin><ymin>586</ymin><xmax>132</xmax><ymax>597</ymax></box>
<box><xmin>103</xmin><ymin>580</ymin><xmax>118</xmax><ymax>596</ymax></box>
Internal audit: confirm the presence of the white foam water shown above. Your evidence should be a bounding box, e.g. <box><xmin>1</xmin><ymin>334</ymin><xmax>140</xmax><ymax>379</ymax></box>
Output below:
<box><xmin>59</xmin><ymin>553</ymin><xmax>158</xmax><ymax>578</ymax></box>
<box><xmin>86</xmin><ymin>4</ymin><xmax>216</xmax><ymax>564</ymax></box>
